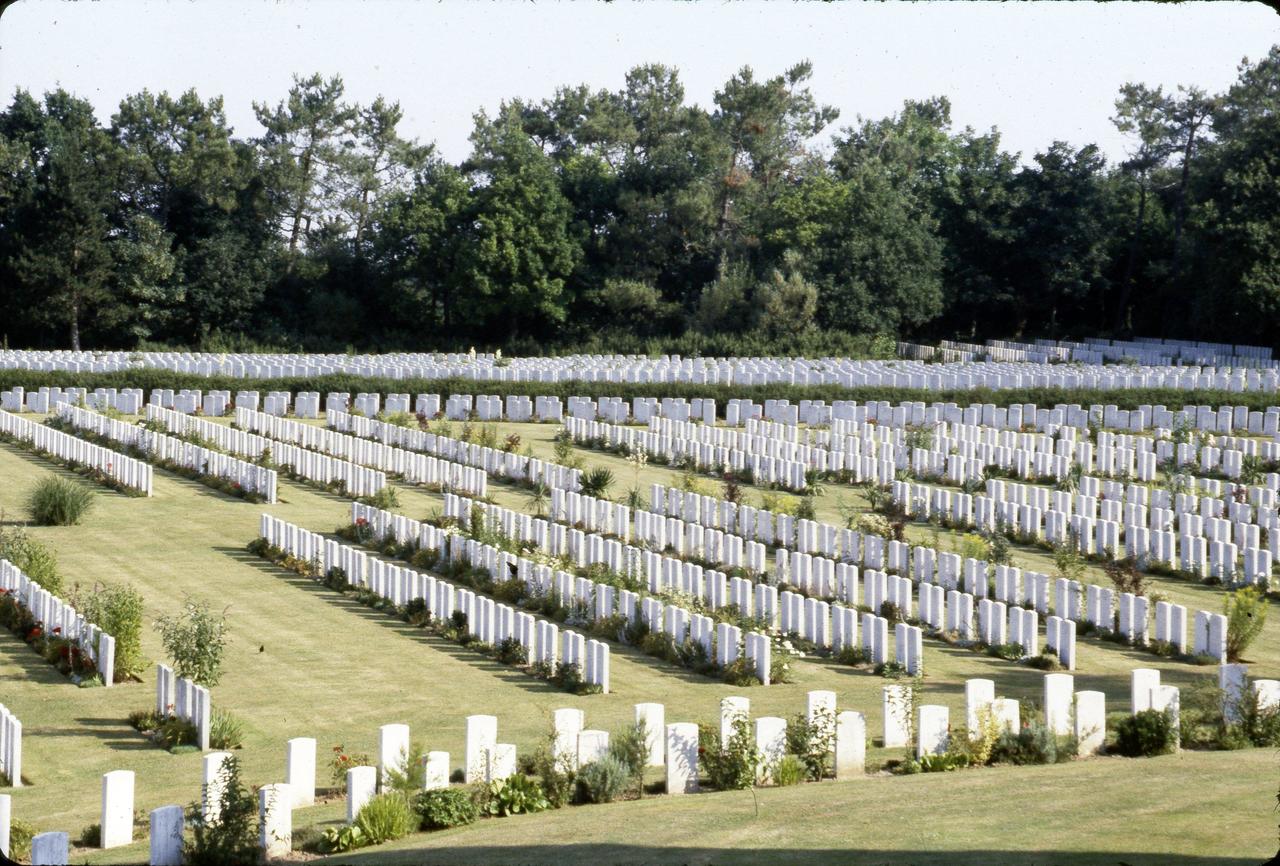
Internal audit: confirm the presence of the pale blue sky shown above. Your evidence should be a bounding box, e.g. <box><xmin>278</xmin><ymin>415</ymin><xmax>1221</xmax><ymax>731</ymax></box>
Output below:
<box><xmin>2</xmin><ymin>0</ymin><xmax>1276</xmax><ymax>165</ymax></box>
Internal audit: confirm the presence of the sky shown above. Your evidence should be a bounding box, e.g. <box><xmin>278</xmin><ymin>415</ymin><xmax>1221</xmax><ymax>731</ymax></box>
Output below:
<box><xmin>1</xmin><ymin>1</ymin><xmax>1277</xmax><ymax>166</ymax></box>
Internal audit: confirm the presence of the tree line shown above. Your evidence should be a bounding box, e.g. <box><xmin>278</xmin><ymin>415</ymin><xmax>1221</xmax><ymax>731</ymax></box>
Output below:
<box><xmin>1</xmin><ymin>49</ymin><xmax>1277</xmax><ymax>354</ymax></box>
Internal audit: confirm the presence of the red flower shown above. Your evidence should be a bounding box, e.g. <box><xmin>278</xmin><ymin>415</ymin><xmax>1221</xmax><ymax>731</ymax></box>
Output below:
<box><xmin>52</xmin><ymin>626</ymin><xmax>62</xmax><ymax>634</ymax></box>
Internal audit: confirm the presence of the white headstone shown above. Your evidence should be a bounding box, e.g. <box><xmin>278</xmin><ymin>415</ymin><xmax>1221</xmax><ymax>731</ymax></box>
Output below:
<box><xmin>834</xmin><ymin>711</ymin><xmax>866</xmax><ymax>780</ymax></box>
<box><xmin>665</xmin><ymin>722</ymin><xmax>699</xmax><ymax>794</ymax></box>
<box><xmin>149</xmin><ymin>805</ymin><xmax>184</xmax><ymax>866</ymax></box>
<box><xmin>378</xmin><ymin>723</ymin><xmax>412</xmax><ymax>789</ymax></box>
<box><xmin>346</xmin><ymin>766</ymin><xmax>377</xmax><ymax>823</ymax></box>
<box><xmin>423</xmin><ymin>752</ymin><xmax>450</xmax><ymax>791</ymax></box>
<box><xmin>634</xmin><ymin>703</ymin><xmax>666</xmax><ymax>766</ymax></box>
<box><xmin>916</xmin><ymin>706</ymin><xmax>949</xmax><ymax>759</ymax></box>
<box><xmin>258</xmin><ymin>783</ymin><xmax>292</xmax><ymax>859</ymax></box>
<box><xmin>1074</xmin><ymin>690</ymin><xmax>1106</xmax><ymax>755</ymax></box>
<box><xmin>882</xmin><ymin>684</ymin><xmax>912</xmax><ymax>748</ymax></box>
<box><xmin>100</xmin><ymin>769</ymin><xmax>135</xmax><ymax>848</ymax></box>
<box><xmin>285</xmin><ymin>737</ymin><xmax>317</xmax><ymax>807</ymax></box>
<box><xmin>201</xmin><ymin>751</ymin><xmax>233</xmax><ymax>823</ymax></box>
<box><xmin>31</xmin><ymin>831</ymin><xmax>69</xmax><ymax>866</ymax></box>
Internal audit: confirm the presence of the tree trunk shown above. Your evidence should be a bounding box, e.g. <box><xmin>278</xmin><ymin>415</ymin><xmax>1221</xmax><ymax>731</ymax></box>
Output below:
<box><xmin>1113</xmin><ymin>179</ymin><xmax>1148</xmax><ymax>334</ymax></box>
<box><xmin>70</xmin><ymin>296</ymin><xmax>81</xmax><ymax>352</ymax></box>
<box><xmin>1169</xmin><ymin>125</ymin><xmax>1198</xmax><ymax>289</ymax></box>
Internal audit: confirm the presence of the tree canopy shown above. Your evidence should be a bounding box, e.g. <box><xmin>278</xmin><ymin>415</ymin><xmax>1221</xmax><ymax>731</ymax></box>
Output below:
<box><xmin>2</xmin><ymin>51</ymin><xmax>1278</xmax><ymax>354</ymax></box>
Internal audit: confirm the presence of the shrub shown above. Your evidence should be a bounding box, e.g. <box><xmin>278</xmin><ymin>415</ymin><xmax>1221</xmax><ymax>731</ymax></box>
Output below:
<box><xmin>209</xmin><ymin>709</ymin><xmax>245</xmax><ymax>750</ymax></box>
<box><xmin>76</xmin><ymin>822</ymin><xmax>102</xmax><ymax>848</ymax></box>
<box><xmin>1224</xmin><ymin>586</ymin><xmax>1268</xmax><ymax>662</ymax></box>
<box><xmin>27</xmin><ymin>475</ymin><xmax>94</xmax><ymax>525</ymax></box>
<box><xmin>320</xmin><ymin>824</ymin><xmax>367</xmax><ymax>853</ymax></box>
<box><xmin>155</xmin><ymin>716</ymin><xmax>199</xmax><ymax>750</ymax></box>
<box><xmin>786</xmin><ymin>710</ymin><xmax>834</xmax><ymax>781</ymax></box>
<box><xmin>383</xmin><ymin>742</ymin><xmax>429</xmax><ymax>795</ymax></box>
<box><xmin>9</xmin><ymin>817</ymin><xmax>36</xmax><ymax>861</ymax></box>
<box><xmin>415</xmin><ymin>788</ymin><xmax>478</xmax><ymax>830</ymax></box>
<box><xmin>478</xmin><ymin>774</ymin><xmax>551</xmax><ymax>816</ymax></box>
<box><xmin>576</xmin><ymin>755</ymin><xmax>631</xmax><ymax>804</ymax></box>
<box><xmin>990</xmin><ymin>723</ymin><xmax>1061</xmax><ymax>765</ymax></box>
<box><xmin>1114</xmin><ymin>710</ymin><xmax>1177</xmax><ymax>757</ymax></box>
<box><xmin>185</xmin><ymin>756</ymin><xmax>259</xmax><ymax>866</ymax></box>
<box><xmin>0</xmin><ymin>525</ymin><xmax>62</xmax><ymax>594</ymax></box>
<box><xmin>364</xmin><ymin>485</ymin><xmax>401</xmax><ymax>511</ymax></box>
<box><xmin>155</xmin><ymin>598</ymin><xmax>229</xmax><ymax>685</ymax></box>
<box><xmin>608</xmin><ymin>722</ymin><xmax>649</xmax><ymax>795</ymax></box>
<box><xmin>355</xmin><ymin>792</ymin><xmax>416</xmax><ymax>844</ymax></box>
<box><xmin>80</xmin><ymin>582</ymin><xmax>145</xmax><ymax>680</ymax></box>
<box><xmin>329</xmin><ymin>744</ymin><xmax>373</xmax><ymax>785</ymax></box>
<box><xmin>699</xmin><ymin>718</ymin><xmax>760</xmax><ymax>791</ymax></box>
<box><xmin>772</xmin><ymin>754</ymin><xmax>806</xmax><ymax>786</ymax></box>
<box><xmin>579</xmin><ymin>467</ymin><xmax>615</xmax><ymax>498</ymax></box>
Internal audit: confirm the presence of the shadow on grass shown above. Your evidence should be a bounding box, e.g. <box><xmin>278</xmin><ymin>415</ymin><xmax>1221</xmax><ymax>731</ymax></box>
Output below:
<box><xmin>216</xmin><ymin>546</ymin><xmax>596</xmax><ymax>698</ymax></box>
<box><xmin>318</xmin><ymin>844</ymin><xmax>1278</xmax><ymax>866</ymax></box>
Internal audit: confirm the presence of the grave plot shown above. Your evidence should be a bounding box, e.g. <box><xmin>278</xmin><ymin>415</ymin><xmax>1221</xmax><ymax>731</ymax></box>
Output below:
<box><xmin>0</xmin><ymin>408</ymin><xmax>153</xmax><ymax>496</ymax></box>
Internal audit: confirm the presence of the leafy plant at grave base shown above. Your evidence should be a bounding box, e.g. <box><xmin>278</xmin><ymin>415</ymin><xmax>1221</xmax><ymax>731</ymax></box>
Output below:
<box><xmin>410</xmin><ymin>547</ymin><xmax>440</xmax><ymax>571</ymax></box>
<box><xmin>27</xmin><ymin>475</ymin><xmax>95</xmax><ymax>526</ymax></box>
<box><xmin>948</xmin><ymin>707</ymin><xmax>1002</xmax><ymax>766</ymax></box>
<box><xmin>1224</xmin><ymin>586</ymin><xmax>1268</xmax><ymax>662</ymax></box>
<box><xmin>919</xmin><ymin>752</ymin><xmax>971</xmax><ymax>773</ymax></box>
<box><xmin>320</xmin><ymin>824</ymin><xmax>367</xmax><ymax>854</ymax></box>
<box><xmin>1024</xmin><ymin>651</ymin><xmax>1062</xmax><ymax>671</ymax></box>
<box><xmin>773</xmin><ymin>754</ymin><xmax>807</xmax><ymax>786</ymax></box>
<box><xmin>875</xmin><ymin>661</ymin><xmax>909</xmax><ymax>679</ymax></box>
<box><xmin>1233</xmin><ymin>685</ymin><xmax>1280</xmax><ymax>747</ymax></box>
<box><xmin>576</xmin><ymin>755</ymin><xmax>632</xmax><ymax>804</ymax></box>
<box><xmin>185</xmin><ymin>756</ymin><xmax>260</xmax><ymax>866</ymax></box>
<box><xmin>1052</xmin><ymin>536</ymin><xmax>1087</xmax><ymax>584</ymax></box>
<box><xmin>787</xmin><ymin>710</ymin><xmax>834</xmax><ymax>781</ymax></box>
<box><xmin>403</xmin><ymin>597</ymin><xmax>430</xmax><ymax>627</ymax></box>
<box><xmin>361</xmin><ymin>485</ymin><xmax>401</xmax><ymax>511</ymax></box>
<box><xmin>1114</xmin><ymin>710</ymin><xmax>1177</xmax><ymax>757</ymax></box>
<box><xmin>699</xmin><ymin>718</ymin><xmax>761</xmax><ymax>791</ymax></box>
<box><xmin>489</xmin><ymin>635</ymin><xmax>528</xmax><ymax>666</ymax></box>
<box><xmin>384</xmin><ymin>742</ymin><xmax>430</xmax><ymax>795</ymax></box>
<box><xmin>988</xmin><ymin>642</ymin><xmax>1025</xmax><ymax>661</ymax></box>
<box><xmin>770</xmin><ymin>654</ymin><xmax>794</xmax><ymax>684</ymax></box>
<box><xmin>832</xmin><ymin>644</ymin><xmax>871</xmax><ymax>667</ymax></box>
<box><xmin>9</xmin><ymin>817</ymin><xmax>36</xmax><ymax>861</ymax></box>
<box><xmin>479</xmin><ymin>774</ymin><xmax>551</xmax><ymax>817</ymax></box>
<box><xmin>155</xmin><ymin>597</ymin><xmax>229</xmax><ymax>686</ymax></box>
<box><xmin>1103</xmin><ymin>556</ymin><xmax>1150</xmax><ymax>598</ymax></box>
<box><xmin>609</xmin><ymin>722</ymin><xmax>650</xmax><ymax>797</ymax></box>
<box><xmin>75</xmin><ymin>822</ymin><xmax>102</xmax><ymax>847</ymax></box>
<box><xmin>209</xmin><ymin>709</ymin><xmax>245</xmax><ymax>750</ymax></box>
<box><xmin>78</xmin><ymin>581</ymin><xmax>145</xmax><ymax>679</ymax></box>
<box><xmin>719</xmin><ymin>656</ymin><xmax>758</xmax><ymax>686</ymax></box>
<box><xmin>415</xmin><ymin>788</ymin><xmax>478</xmax><ymax>830</ymax></box>
<box><xmin>329</xmin><ymin>744</ymin><xmax>374</xmax><ymax>785</ymax></box>
<box><xmin>155</xmin><ymin>716</ymin><xmax>199</xmax><ymax>751</ymax></box>
<box><xmin>579</xmin><ymin>467</ymin><xmax>616</xmax><ymax>498</ymax></box>
<box><xmin>129</xmin><ymin>708</ymin><xmax>164</xmax><ymax>733</ymax></box>
<box><xmin>990</xmin><ymin>724</ymin><xmax>1055</xmax><ymax>765</ymax></box>
<box><xmin>525</xmin><ymin>481</ymin><xmax>550</xmax><ymax>518</ymax></box>
<box><xmin>355</xmin><ymin>792</ymin><xmax>416</xmax><ymax>844</ymax></box>
<box><xmin>0</xmin><ymin>522</ymin><xmax>63</xmax><ymax>595</ymax></box>
<box><xmin>528</xmin><ymin>726</ymin><xmax>577</xmax><ymax>808</ymax></box>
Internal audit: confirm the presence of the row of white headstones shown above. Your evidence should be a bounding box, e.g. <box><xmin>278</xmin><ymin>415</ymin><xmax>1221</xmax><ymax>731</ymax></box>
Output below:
<box><xmin>13</xmin><ymin>663</ymin><xmax>1274</xmax><ymax>863</ymax></box>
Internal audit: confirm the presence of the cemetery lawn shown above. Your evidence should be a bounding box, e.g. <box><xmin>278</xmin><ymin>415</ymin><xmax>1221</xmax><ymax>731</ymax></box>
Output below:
<box><xmin>0</xmin><ymin>424</ymin><xmax>1277</xmax><ymax>865</ymax></box>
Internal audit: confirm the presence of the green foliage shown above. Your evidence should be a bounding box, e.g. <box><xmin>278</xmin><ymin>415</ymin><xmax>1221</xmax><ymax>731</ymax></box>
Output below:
<box><xmin>209</xmin><ymin>709</ymin><xmax>245</xmax><ymax>750</ymax></box>
<box><xmin>478</xmin><ymin>774</ymin><xmax>551</xmax><ymax>817</ymax></box>
<box><xmin>80</xmin><ymin>581</ymin><xmax>145</xmax><ymax>679</ymax></box>
<box><xmin>989</xmin><ymin>723</ymin><xmax>1075</xmax><ymax>766</ymax></box>
<box><xmin>320</xmin><ymin>824</ymin><xmax>367</xmax><ymax>854</ymax></box>
<box><xmin>415</xmin><ymin>788</ymin><xmax>478</xmax><ymax>830</ymax></box>
<box><xmin>0</xmin><ymin>524</ymin><xmax>62</xmax><ymax>594</ymax></box>
<box><xmin>1224</xmin><ymin>586</ymin><xmax>1268</xmax><ymax>662</ymax></box>
<box><xmin>383</xmin><ymin>742</ymin><xmax>429</xmax><ymax>795</ymax></box>
<box><xmin>576</xmin><ymin>755</ymin><xmax>632</xmax><ymax>803</ymax></box>
<box><xmin>772</xmin><ymin>754</ymin><xmax>807</xmax><ymax>787</ymax></box>
<box><xmin>155</xmin><ymin>597</ymin><xmax>229</xmax><ymax>685</ymax></box>
<box><xmin>699</xmin><ymin>718</ymin><xmax>761</xmax><ymax>791</ymax></box>
<box><xmin>185</xmin><ymin>756</ymin><xmax>260</xmax><ymax>866</ymax></box>
<box><xmin>354</xmin><ymin>792</ymin><xmax>416</xmax><ymax>845</ymax></box>
<box><xmin>1114</xmin><ymin>710</ymin><xmax>1177</xmax><ymax>757</ymax></box>
<box><xmin>579</xmin><ymin>467</ymin><xmax>615</xmax><ymax>498</ymax></box>
<box><xmin>786</xmin><ymin>710</ymin><xmax>834</xmax><ymax>781</ymax></box>
<box><xmin>9</xmin><ymin>817</ymin><xmax>36</xmax><ymax>861</ymax></box>
<box><xmin>608</xmin><ymin>722</ymin><xmax>650</xmax><ymax>795</ymax></box>
<box><xmin>27</xmin><ymin>475</ymin><xmax>94</xmax><ymax>525</ymax></box>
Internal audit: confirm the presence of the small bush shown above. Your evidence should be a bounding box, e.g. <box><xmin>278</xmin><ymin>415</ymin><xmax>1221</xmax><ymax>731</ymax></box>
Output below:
<box><xmin>76</xmin><ymin>822</ymin><xmax>102</xmax><ymax>848</ymax></box>
<box><xmin>155</xmin><ymin>598</ymin><xmax>229</xmax><ymax>686</ymax></box>
<box><xmin>1114</xmin><ymin>710</ymin><xmax>1177</xmax><ymax>757</ymax></box>
<box><xmin>319</xmin><ymin>824</ymin><xmax>366</xmax><ymax>854</ymax></box>
<box><xmin>383</xmin><ymin>742</ymin><xmax>428</xmax><ymax>795</ymax></box>
<box><xmin>209</xmin><ymin>709</ymin><xmax>245</xmax><ymax>750</ymax></box>
<box><xmin>478</xmin><ymin>774</ymin><xmax>551</xmax><ymax>816</ymax></box>
<box><xmin>185</xmin><ymin>756</ymin><xmax>259</xmax><ymax>866</ymax></box>
<box><xmin>156</xmin><ymin>716</ymin><xmax>199</xmax><ymax>751</ymax></box>
<box><xmin>415</xmin><ymin>788</ymin><xmax>478</xmax><ymax>830</ymax></box>
<box><xmin>1224</xmin><ymin>586</ymin><xmax>1268</xmax><ymax>662</ymax></box>
<box><xmin>9</xmin><ymin>817</ymin><xmax>36</xmax><ymax>861</ymax></box>
<box><xmin>27</xmin><ymin>475</ymin><xmax>94</xmax><ymax>525</ymax></box>
<box><xmin>80</xmin><ymin>582</ymin><xmax>145</xmax><ymax>680</ymax></box>
<box><xmin>579</xmin><ymin>467</ymin><xmax>615</xmax><ymax>498</ymax></box>
<box><xmin>355</xmin><ymin>792</ymin><xmax>416</xmax><ymax>845</ymax></box>
<box><xmin>990</xmin><ymin>723</ymin><xmax>1061</xmax><ymax>765</ymax></box>
<box><xmin>772</xmin><ymin>754</ymin><xmax>806</xmax><ymax>786</ymax></box>
<box><xmin>576</xmin><ymin>755</ymin><xmax>631</xmax><ymax>803</ymax></box>
<box><xmin>699</xmin><ymin>718</ymin><xmax>760</xmax><ymax>791</ymax></box>
<box><xmin>0</xmin><ymin>525</ymin><xmax>62</xmax><ymax>594</ymax></box>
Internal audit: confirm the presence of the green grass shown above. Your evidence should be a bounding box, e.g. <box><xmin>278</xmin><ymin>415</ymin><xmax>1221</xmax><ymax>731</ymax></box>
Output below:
<box><xmin>1</xmin><ymin>421</ymin><xmax>1277</xmax><ymax>865</ymax></box>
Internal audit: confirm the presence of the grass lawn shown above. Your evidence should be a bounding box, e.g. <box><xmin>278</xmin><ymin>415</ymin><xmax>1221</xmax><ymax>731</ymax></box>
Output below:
<box><xmin>0</xmin><ymin>417</ymin><xmax>1277</xmax><ymax>865</ymax></box>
